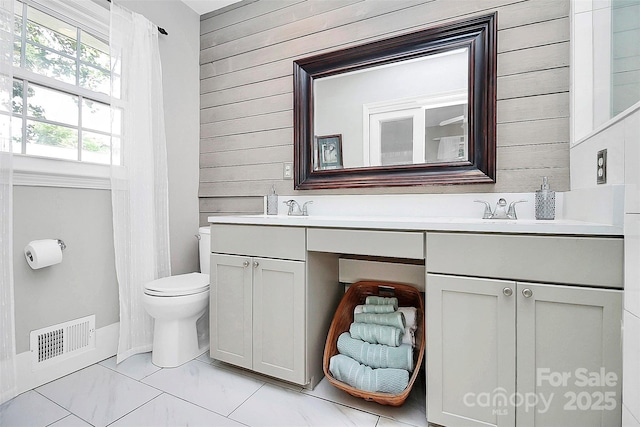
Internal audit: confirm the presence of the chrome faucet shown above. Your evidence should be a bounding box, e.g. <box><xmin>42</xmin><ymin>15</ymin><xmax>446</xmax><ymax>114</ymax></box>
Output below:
<box><xmin>283</xmin><ymin>200</ymin><xmax>313</xmax><ymax>216</ymax></box>
<box><xmin>475</xmin><ymin>198</ymin><xmax>526</xmax><ymax>220</ymax></box>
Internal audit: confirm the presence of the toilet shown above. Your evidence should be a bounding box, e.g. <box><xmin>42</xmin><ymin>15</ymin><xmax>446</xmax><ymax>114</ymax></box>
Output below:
<box><xmin>142</xmin><ymin>226</ymin><xmax>211</xmax><ymax>367</ymax></box>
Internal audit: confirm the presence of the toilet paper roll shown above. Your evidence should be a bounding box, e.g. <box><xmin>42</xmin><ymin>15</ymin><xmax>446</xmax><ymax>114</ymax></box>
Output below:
<box><xmin>24</xmin><ymin>239</ymin><xmax>63</xmax><ymax>269</ymax></box>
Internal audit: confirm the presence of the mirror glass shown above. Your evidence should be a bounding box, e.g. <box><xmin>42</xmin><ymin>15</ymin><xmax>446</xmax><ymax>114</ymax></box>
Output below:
<box><xmin>294</xmin><ymin>14</ymin><xmax>496</xmax><ymax>189</ymax></box>
<box><xmin>314</xmin><ymin>48</ymin><xmax>469</xmax><ymax>170</ymax></box>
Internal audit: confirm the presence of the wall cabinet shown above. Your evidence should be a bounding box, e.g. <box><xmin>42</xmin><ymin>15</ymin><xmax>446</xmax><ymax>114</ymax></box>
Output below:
<box><xmin>427</xmin><ymin>273</ymin><xmax>622</xmax><ymax>427</ymax></box>
<box><xmin>210</xmin><ymin>253</ymin><xmax>306</xmax><ymax>384</ymax></box>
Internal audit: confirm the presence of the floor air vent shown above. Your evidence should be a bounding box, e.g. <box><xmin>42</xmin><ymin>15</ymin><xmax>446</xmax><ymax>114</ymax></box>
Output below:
<box><xmin>30</xmin><ymin>315</ymin><xmax>96</xmax><ymax>369</ymax></box>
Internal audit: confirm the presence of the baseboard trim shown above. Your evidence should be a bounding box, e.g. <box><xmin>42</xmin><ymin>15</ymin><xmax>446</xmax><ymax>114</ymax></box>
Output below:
<box><xmin>16</xmin><ymin>322</ymin><xmax>119</xmax><ymax>394</ymax></box>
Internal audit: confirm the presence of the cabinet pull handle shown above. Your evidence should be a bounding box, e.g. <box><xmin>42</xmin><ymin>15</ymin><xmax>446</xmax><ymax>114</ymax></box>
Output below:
<box><xmin>522</xmin><ymin>288</ymin><xmax>533</xmax><ymax>298</ymax></box>
<box><xmin>253</xmin><ymin>261</ymin><xmax>259</xmax><ymax>268</ymax></box>
<box><xmin>503</xmin><ymin>287</ymin><xmax>513</xmax><ymax>297</ymax></box>
<box><xmin>243</xmin><ymin>261</ymin><xmax>250</xmax><ymax>267</ymax></box>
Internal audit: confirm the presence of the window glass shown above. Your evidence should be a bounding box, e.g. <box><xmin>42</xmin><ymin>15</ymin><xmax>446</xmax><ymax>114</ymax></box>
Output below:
<box><xmin>81</xmin><ymin>30</ymin><xmax>109</xmax><ymax>70</ymax></box>
<box><xmin>82</xmin><ymin>131</ymin><xmax>110</xmax><ymax>164</ymax></box>
<box><xmin>13</xmin><ymin>2</ymin><xmax>22</xmax><ymax>67</ymax></box>
<box><xmin>11</xmin><ymin>117</ymin><xmax>22</xmax><ymax>153</ymax></box>
<box><xmin>111</xmin><ymin>136</ymin><xmax>121</xmax><ymax>166</ymax></box>
<box><xmin>25</xmin><ymin>120</ymin><xmax>78</xmax><ymax>160</ymax></box>
<box><xmin>27</xmin><ymin>83</ymin><xmax>78</xmax><ymax>126</ymax></box>
<box><xmin>80</xmin><ymin>64</ymin><xmax>110</xmax><ymax>94</ymax></box>
<box><xmin>25</xmin><ymin>43</ymin><xmax>76</xmax><ymax>84</ymax></box>
<box><xmin>82</xmin><ymin>99</ymin><xmax>110</xmax><ymax>133</ymax></box>
<box><xmin>27</xmin><ymin>6</ymin><xmax>76</xmax><ymax>56</ymax></box>
<box><xmin>11</xmin><ymin>80</ymin><xmax>22</xmax><ymax>115</ymax></box>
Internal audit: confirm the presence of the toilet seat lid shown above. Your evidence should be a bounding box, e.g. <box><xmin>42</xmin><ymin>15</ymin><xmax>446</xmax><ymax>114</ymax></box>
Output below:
<box><xmin>144</xmin><ymin>272</ymin><xmax>209</xmax><ymax>296</ymax></box>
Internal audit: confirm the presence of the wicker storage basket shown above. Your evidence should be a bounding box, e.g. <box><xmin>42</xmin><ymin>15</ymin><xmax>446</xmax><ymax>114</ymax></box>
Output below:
<box><xmin>322</xmin><ymin>281</ymin><xmax>425</xmax><ymax>406</ymax></box>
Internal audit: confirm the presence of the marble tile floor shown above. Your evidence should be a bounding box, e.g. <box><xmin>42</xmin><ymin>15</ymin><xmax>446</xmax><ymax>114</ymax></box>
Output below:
<box><xmin>0</xmin><ymin>352</ymin><xmax>427</xmax><ymax>427</ymax></box>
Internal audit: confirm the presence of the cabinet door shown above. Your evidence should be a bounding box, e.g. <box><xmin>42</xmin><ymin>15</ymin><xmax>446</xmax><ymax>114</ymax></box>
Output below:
<box><xmin>427</xmin><ymin>274</ymin><xmax>516</xmax><ymax>427</ymax></box>
<box><xmin>252</xmin><ymin>258</ymin><xmax>306</xmax><ymax>384</ymax></box>
<box><xmin>210</xmin><ymin>254</ymin><xmax>253</xmax><ymax>369</ymax></box>
<box><xmin>516</xmin><ymin>283</ymin><xmax>622</xmax><ymax>427</ymax></box>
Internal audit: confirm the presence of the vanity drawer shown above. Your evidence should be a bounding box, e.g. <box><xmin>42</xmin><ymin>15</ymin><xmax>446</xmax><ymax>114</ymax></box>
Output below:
<box><xmin>426</xmin><ymin>232</ymin><xmax>623</xmax><ymax>288</ymax></box>
<box><xmin>210</xmin><ymin>224</ymin><xmax>306</xmax><ymax>261</ymax></box>
<box><xmin>307</xmin><ymin>228</ymin><xmax>424</xmax><ymax>259</ymax></box>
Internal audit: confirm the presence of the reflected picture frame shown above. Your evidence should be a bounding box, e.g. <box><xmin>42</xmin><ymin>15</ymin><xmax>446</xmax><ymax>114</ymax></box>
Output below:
<box><xmin>316</xmin><ymin>134</ymin><xmax>343</xmax><ymax>170</ymax></box>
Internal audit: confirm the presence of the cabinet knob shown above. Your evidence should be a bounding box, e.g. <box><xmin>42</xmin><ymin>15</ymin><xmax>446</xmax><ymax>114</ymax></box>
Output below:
<box><xmin>503</xmin><ymin>287</ymin><xmax>513</xmax><ymax>297</ymax></box>
<box><xmin>522</xmin><ymin>288</ymin><xmax>533</xmax><ymax>298</ymax></box>
<box><xmin>253</xmin><ymin>261</ymin><xmax>260</xmax><ymax>268</ymax></box>
<box><xmin>243</xmin><ymin>261</ymin><xmax>250</xmax><ymax>267</ymax></box>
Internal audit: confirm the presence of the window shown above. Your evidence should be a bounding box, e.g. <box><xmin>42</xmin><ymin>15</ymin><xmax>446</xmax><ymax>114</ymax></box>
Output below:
<box><xmin>11</xmin><ymin>0</ymin><xmax>119</xmax><ymax>169</ymax></box>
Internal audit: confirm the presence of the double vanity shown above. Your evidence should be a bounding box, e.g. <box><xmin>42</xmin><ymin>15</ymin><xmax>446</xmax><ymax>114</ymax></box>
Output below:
<box><xmin>207</xmin><ymin>193</ymin><xmax>623</xmax><ymax>427</ymax></box>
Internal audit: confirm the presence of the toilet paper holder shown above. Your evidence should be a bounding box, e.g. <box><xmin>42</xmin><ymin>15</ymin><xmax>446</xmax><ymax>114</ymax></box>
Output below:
<box><xmin>25</xmin><ymin>239</ymin><xmax>66</xmax><ymax>262</ymax></box>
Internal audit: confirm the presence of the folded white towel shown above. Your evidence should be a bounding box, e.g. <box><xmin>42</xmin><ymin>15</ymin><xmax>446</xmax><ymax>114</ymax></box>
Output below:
<box><xmin>399</xmin><ymin>307</ymin><xmax>417</xmax><ymax>332</ymax></box>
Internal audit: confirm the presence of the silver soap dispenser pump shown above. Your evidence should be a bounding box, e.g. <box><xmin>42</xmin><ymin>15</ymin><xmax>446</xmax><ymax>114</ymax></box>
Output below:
<box><xmin>535</xmin><ymin>176</ymin><xmax>555</xmax><ymax>220</ymax></box>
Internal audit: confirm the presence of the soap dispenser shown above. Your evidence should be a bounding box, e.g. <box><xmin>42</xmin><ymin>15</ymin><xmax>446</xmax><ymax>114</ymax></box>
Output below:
<box><xmin>535</xmin><ymin>177</ymin><xmax>555</xmax><ymax>220</ymax></box>
<box><xmin>266</xmin><ymin>184</ymin><xmax>278</xmax><ymax>215</ymax></box>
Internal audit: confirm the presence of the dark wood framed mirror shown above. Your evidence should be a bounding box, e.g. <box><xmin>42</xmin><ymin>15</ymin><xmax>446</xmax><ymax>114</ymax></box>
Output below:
<box><xmin>293</xmin><ymin>13</ymin><xmax>497</xmax><ymax>190</ymax></box>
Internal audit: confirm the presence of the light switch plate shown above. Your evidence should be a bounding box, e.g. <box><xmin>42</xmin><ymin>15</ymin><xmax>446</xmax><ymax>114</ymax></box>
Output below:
<box><xmin>597</xmin><ymin>149</ymin><xmax>607</xmax><ymax>185</ymax></box>
<box><xmin>283</xmin><ymin>162</ymin><xmax>293</xmax><ymax>179</ymax></box>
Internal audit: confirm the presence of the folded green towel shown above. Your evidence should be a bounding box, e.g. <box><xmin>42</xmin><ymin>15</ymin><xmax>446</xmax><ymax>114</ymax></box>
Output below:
<box><xmin>329</xmin><ymin>354</ymin><xmax>409</xmax><ymax>394</ymax></box>
<box><xmin>354</xmin><ymin>306</ymin><xmax>417</xmax><ymax>347</ymax></box>
<box><xmin>365</xmin><ymin>295</ymin><xmax>398</xmax><ymax>310</ymax></box>
<box><xmin>337</xmin><ymin>332</ymin><xmax>414</xmax><ymax>371</ymax></box>
<box><xmin>354</xmin><ymin>311</ymin><xmax>406</xmax><ymax>332</ymax></box>
<box><xmin>349</xmin><ymin>322</ymin><xmax>402</xmax><ymax>347</ymax></box>
<box><xmin>362</xmin><ymin>304</ymin><xmax>395</xmax><ymax>314</ymax></box>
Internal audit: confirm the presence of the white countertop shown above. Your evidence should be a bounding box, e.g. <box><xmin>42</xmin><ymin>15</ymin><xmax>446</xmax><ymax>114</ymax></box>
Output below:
<box><xmin>208</xmin><ymin>214</ymin><xmax>623</xmax><ymax>236</ymax></box>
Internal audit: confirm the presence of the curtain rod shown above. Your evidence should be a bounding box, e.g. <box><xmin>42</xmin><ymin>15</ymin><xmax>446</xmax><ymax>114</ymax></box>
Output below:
<box><xmin>106</xmin><ymin>0</ymin><xmax>168</xmax><ymax>35</ymax></box>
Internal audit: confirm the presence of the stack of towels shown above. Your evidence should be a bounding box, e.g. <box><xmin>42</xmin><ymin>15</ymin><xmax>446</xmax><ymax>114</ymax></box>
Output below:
<box><xmin>329</xmin><ymin>295</ymin><xmax>418</xmax><ymax>395</ymax></box>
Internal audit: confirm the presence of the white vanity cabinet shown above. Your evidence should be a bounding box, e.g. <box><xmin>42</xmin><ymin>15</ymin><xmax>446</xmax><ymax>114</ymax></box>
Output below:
<box><xmin>209</xmin><ymin>225</ymin><xmax>309</xmax><ymax>385</ymax></box>
<box><xmin>426</xmin><ymin>232</ymin><xmax>624</xmax><ymax>427</ymax></box>
<box><xmin>515</xmin><ymin>282</ymin><xmax>622</xmax><ymax>427</ymax></box>
<box><xmin>210</xmin><ymin>253</ymin><xmax>306</xmax><ymax>384</ymax></box>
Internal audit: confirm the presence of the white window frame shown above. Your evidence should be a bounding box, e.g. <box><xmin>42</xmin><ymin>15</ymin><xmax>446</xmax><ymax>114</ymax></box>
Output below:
<box><xmin>12</xmin><ymin>0</ymin><xmax>112</xmax><ymax>189</ymax></box>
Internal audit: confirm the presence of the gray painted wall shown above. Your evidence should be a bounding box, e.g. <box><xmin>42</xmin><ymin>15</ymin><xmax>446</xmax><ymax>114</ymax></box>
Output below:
<box><xmin>198</xmin><ymin>0</ymin><xmax>571</xmax><ymax>221</ymax></box>
<box><xmin>122</xmin><ymin>0</ymin><xmax>202</xmax><ymax>276</ymax></box>
<box><xmin>13</xmin><ymin>187</ymin><xmax>118</xmax><ymax>353</ymax></box>
<box><xmin>12</xmin><ymin>0</ymin><xmax>200</xmax><ymax>353</ymax></box>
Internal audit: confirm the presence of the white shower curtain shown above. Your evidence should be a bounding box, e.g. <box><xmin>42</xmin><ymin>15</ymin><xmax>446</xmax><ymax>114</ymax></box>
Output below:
<box><xmin>0</xmin><ymin>0</ymin><xmax>15</xmax><ymax>405</ymax></box>
<box><xmin>110</xmin><ymin>2</ymin><xmax>171</xmax><ymax>363</ymax></box>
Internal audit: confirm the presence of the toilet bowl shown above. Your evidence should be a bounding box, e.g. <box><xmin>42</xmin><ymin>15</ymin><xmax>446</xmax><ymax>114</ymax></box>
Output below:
<box><xmin>142</xmin><ymin>226</ymin><xmax>211</xmax><ymax>367</ymax></box>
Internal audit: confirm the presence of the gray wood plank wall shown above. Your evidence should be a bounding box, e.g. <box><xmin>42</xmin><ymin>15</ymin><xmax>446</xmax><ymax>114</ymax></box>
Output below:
<box><xmin>199</xmin><ymin>0</ymin><xmax>570</xmax><ymax>223</ymax></box>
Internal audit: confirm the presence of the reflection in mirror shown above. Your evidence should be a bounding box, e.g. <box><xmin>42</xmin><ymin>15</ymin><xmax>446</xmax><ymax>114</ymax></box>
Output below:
<box><xmin>315</xmin><ymin>48</ymin><xmax>469</xmax><ymax>169</ymax></box>
<box><xmin>294</xmin><ymin>13</ymin><xmax>497</xmax><ymax>189</ymax></box>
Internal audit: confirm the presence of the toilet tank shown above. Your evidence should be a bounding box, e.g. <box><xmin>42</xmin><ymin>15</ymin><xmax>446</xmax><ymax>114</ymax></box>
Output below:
<box><xmin>198</xmin><ymin>226</ymin><xmax>211</xmax><ymax>275</ymax></box>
